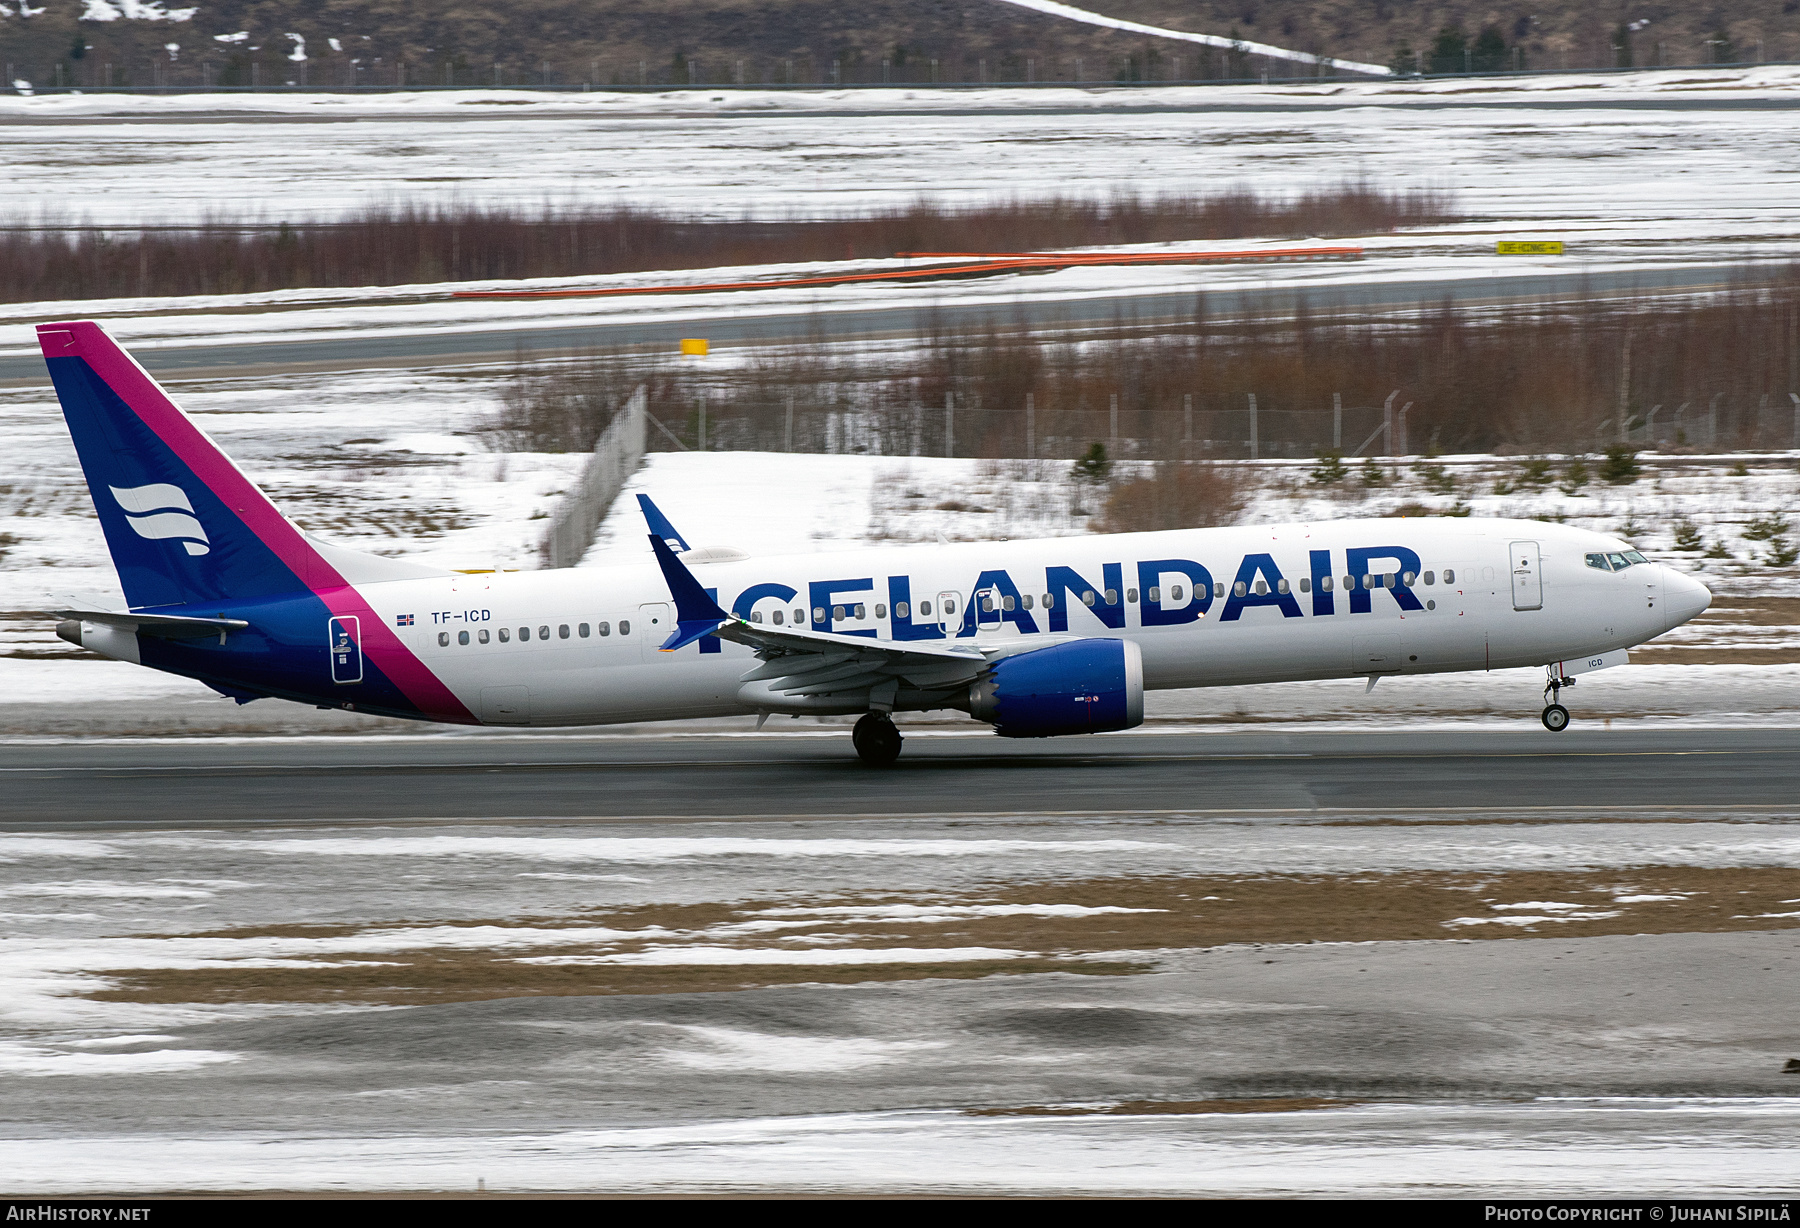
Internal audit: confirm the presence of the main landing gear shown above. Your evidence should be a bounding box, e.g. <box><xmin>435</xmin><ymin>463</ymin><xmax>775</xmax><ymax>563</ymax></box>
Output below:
<box><xmin>852</xmin><ymin>712</ymin><xmax>904</xmax><ymax>767</ymax></box>
<box><xmin>1542</xmin><ymin>670</ymin><xmax>1575</xmax><ymax>732</ymax></box>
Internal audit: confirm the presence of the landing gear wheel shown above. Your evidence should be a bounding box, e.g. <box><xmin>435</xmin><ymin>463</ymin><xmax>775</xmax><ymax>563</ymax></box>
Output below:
<box><xmin>852</xmin><ymin>713</ymin><xmax>903</xmax><ymax>767</ymax></box>
<box><xmin>1541</xmin><ymin>703</ymin><xmax>1570</xmax><ymax>732</ymax></box>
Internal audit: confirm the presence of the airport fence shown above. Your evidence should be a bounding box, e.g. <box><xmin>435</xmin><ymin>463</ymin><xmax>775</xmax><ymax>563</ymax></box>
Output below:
<box><xmin>494</xmin><ymin>271</ymin><xmax>1800</xmax><ymax>464</ymax></box>
<box><xmin>539</xmin><ymin>384</ymin><xmax>646</xmax><ymax>569</ymax></box>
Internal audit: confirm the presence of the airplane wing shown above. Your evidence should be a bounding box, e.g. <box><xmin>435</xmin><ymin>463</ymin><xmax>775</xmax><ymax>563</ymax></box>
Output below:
<box><xmin>645</xmin><ymin>533</ymin><xmax>1025</xmax><ymax>705</ymax></box>
<box><xmin>636</xmin><ymin>493</ymin><xmax>692</xmax><ymax>553</ymax></box>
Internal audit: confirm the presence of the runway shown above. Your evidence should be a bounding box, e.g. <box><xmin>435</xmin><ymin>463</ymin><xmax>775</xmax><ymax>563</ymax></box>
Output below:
<box><xmin>0</xmin><ymin>264</ymin><xmax>1756</xmax><ymax>385</ymax></box>
<box><xmin>6</xmin><ymin>726</ymin><xmax>1799</xmax><ymax>827</ymax></box>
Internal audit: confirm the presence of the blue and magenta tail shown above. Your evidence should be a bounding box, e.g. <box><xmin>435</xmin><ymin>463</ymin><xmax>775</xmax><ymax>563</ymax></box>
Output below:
<box><xmin>40</xmin><ymin>321</ymin><xmax>474</xmax><ymax>722</ymax></box>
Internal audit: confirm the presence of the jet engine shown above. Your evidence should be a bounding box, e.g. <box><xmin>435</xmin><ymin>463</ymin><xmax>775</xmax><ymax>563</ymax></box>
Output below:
<box><xmin>968</xmin><ymin>638</ymin><xmax>1144</xmax><ymax>738</ymax></box>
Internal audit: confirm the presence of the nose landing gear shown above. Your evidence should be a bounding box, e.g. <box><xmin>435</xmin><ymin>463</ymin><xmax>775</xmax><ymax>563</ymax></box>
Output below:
<box><xmin>852</xmin><ymin>712</ymin><xmax>904</xmax><ymax>767</ymax></box>
<box><xmin>1542</xmin><ymin>670</ymin><xmax>1575</xmax><ymax>732</ymax></box>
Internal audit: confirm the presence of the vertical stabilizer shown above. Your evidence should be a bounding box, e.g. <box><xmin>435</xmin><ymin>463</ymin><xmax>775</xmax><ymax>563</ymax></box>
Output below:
<box><xmin>41</xmin><ymin>321</ymin><xmax>330</xmax><ymax>609</ymax></box>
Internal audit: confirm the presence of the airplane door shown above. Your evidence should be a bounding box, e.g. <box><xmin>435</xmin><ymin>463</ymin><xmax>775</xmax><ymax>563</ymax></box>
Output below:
<box><xmin>937</xmin><ymin>591</ymin><xmax>961</xmax><ymax>637</ymax></box>
<box><xmin>1510</xmin><ymin>541</ymin><xmax>1543</xmax><ymax>611</ymax></box>
<box><xmin>639</xmin><ymin>602</ymin><xmax>672</xmax><ymax>657</ymax></box>
<box><xmin>328</xmin><ymin>616</ymin><xmax>362</xmax><ymax>684</ymax></box>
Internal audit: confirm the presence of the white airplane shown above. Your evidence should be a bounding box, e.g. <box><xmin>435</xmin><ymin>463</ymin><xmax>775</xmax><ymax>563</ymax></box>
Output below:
<box><xmin>40</xmin><ymin>321</ymin><xmax>1712</xmax><ymax>765</ymax></box>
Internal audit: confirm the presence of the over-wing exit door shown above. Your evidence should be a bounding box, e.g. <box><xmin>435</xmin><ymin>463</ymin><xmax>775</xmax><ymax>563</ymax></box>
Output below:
<box><xmin>1510</xmin><ymin>541</ymin><xmax>1542</xmax><ymax>611</ymax></box>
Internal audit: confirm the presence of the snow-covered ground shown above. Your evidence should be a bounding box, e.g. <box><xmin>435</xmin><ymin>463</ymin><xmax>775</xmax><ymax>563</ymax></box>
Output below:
<box><xmin>2</xmin><ymin>68</ymin><xmax>1798</xmax><ymax>228</ymax></box>
<box><xmin>4</xmin><ymin>65</ymin><xmax>1796</xmax><ymax>369</ymax></box>
<box><xmin>15</xmin><ymin>1099</ymin><xmax>1800</xmax><ymax>1196</ymax></box>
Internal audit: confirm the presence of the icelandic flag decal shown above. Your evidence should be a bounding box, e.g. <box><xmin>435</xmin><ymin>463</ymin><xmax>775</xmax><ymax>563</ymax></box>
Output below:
<box><xmin>395</xmin><ymin>613</ymin><xmax>415</xmax><ymax>627</ymax></box>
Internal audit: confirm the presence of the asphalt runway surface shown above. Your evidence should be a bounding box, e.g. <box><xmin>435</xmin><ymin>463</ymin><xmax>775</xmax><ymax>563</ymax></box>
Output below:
<box><xmin>7</xmin><ymin>726</ymin><xmax>1799</xmax><ymax>828</ymax></box>
<box><xmin>0</xmin><ymin>264</ymin><xmax>1758</xmax><ymax>384</ymax></box>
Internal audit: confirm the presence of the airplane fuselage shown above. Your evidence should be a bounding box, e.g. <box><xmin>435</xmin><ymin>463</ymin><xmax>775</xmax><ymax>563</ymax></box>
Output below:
<box><xmin>89</xmin><ymin>517</ymin><xmax>1705</xmax><ymax>728</ymax></box>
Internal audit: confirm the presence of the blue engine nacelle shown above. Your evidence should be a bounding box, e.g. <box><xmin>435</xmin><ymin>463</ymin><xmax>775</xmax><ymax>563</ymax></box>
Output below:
<box><xmin>968</xmin><ymin>638</ymin><xmax>1145</xmax><ymax>738</ymax></box>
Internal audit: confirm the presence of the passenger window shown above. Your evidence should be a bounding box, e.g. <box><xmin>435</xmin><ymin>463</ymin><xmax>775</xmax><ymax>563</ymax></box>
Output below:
<box><xmin>478</xmin><ymin>629</ymin><xmax>490</xmax><ymax>644</ymax></box>
<box><xmin>981</xmin><ymin>595</ymin><xmax>994</xmax><ymax>613</ymax></box>
<box><xmin>876</xmin><ymin>604</ymin><xmax>887</xmax><ymax>618</ymax></box>
<box><xmin>1126</xmin><ymin>589</ymin><xmax>1139</xmax><ymax>604</ymax></box>
<box><xmin>619</xmin><ymin>620</ymin><xmax>630</xmax><ymax>635</ymax></box>
<box><xmin>814</xmin><ymin>607</ymin><xmax>826</xmax><ymax>623</ymax></box>
<box><xmin>894</xmin><ymin>602</ymin><xmax>908</xmax><ymax>619</ymax></box>
<box><xmin>793</xmin><ymin>610</ymin><xmax>804</xmax><ymax>624</ymax></box>
<box><xmin>1361</xmin><ymin>574</ymin><xmax>1374</xmax><ymax>590</ymax></box>
<box><xmin>1253</xmin><ymin>580</ymin><xmax>1267</xmax><ymax>595</ymax></box>
<box><xmin>1106</xmin><ymin>589</ymin><xmax>1118</xmax><ymax>605</ymax></box>
<box><xmin>832</xmin><ymin>605</ymin><xmax>844</xmax><ymax>621</ymax></box>
<box><xmin>499</xmin><ymin>628</ymin><xmax>511</xmax><ymax>643</ymax></box>
<box><xmin>519</xmin><ymin>627</ymin><xmax>530</xmax><ymax>641</ymax></box>
<box><xmin>1042</xmin><ymin>594</ymin><xmax>1054</xmax><ymax>609</ymax></box>
<box><xmin>771</xmin><ymin>610</ymin><xmax>783</xmax><ymax>625</ymax></box>
<box><xmin>855</xmin><ymin>604</ymin><xmax>867</xmax><ymax>619</ymax></box>
<box><xmin>1424</xmin><ymin>571</ymin><xmax>1435</xmax><ymax>585</ymax></box>
<box><xmin>1443</xmin><ymin>568</ymin><xmax>1456</xmax><ymax>584</ymax></box>
<box><xmin>945</xmin><ymin>600</ymin><xmax>956</xmax><ymax>614</ymax></box>
<box><xmin>597</xmin><ymin>622</ymin><xmax>610</xmax><ymax>636</ymax></box>
<box><xmin>1214</xmin><ymin>582</ymin><xmax>1226</xmax><ymax>599</ymax></box>
<box><xmin>579</xmin><ymin>623</ymin><xmax>590</xmax><ymax>637</ymax></box>
<box><xmin>1276</xmin><ymin>578</ymin><xmax>1290</xmax><ymax>595</ymax></box>
<box><xmin>919</xmin><ymin>600</ymin><xmax>931</xmax><ymax>616</ymax></box>
<box><xmin>1321</xmin><ymin>576</ymin><xmax>1333</xmax><ymax>592</ymax></box>
<box><xmin>1082</xmin><ymin>590</ymin><xmax>1096</xmax><ymax>607</ymax></box>
<box><xmin>1022</xmin><ymin>595</ymin><xmax>1033</xmax><ymax>610</ymax></box>
<box><xmin>1384</xmin><ymin>574</ymin><xmax>1396</xmax><ymax>589</ymax></box>
<box><xmin>1233</xmin><ymin>581</ymin><xmax>1247</xmax><ymax>597</ymax></box>
<box><xmin>1003</xmin><ymin>596</ymin><xmax>1015</xmax><ymax>612</ymax></box>
<box><xmin>438</xmin><ymin>632</ymin><xmax>449</xmax><ymax>647</ymax></box>
<box><xmin>751</xmin><ymin>611</ymin><xmax>763</xmax><ymax>624</ymax></box>
<box><xmin>458</xmin><ymin>630</ymin><xmax>470</xmax><ymax>645</ymax></box>
<box><xmin>1298</xmin><ymin>578</ymin><xmax>1309</xmax><ymax>593</ymax></box>
<box><xmin>1171</xmin><ymin>585</ymin><xmax>1183</xmax><ymax>601</ymax></box>
<box><xmin>1148</xmin><ymin>586</ymin><xmax>1161</xmax><ymax>603</ymax></box>
<box><xmin>1343</xmin><ymin>576</ymin><xmax>1354</xmax><ymax>590</ymax></box>
<box><xmin>1402</xmin><ymin>572</ymin><xmax>1416</xmax><ymax>586</ymax></box>
<box><xmin>538</xmin><ymin>625</ymin><xmax>549</xmax><ymax>640</ymax></box>
<box><xmin>558</xmin><ymin>624</ymin><xmax>570</xmax><ymax>639</ymax></box>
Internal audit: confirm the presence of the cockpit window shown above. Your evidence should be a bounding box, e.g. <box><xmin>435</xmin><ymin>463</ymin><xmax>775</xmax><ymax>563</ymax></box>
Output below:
<box><xmin>1588</xmin><ymin>550</ymin><xmax>1649</xmax><ymax>572</ymax></box>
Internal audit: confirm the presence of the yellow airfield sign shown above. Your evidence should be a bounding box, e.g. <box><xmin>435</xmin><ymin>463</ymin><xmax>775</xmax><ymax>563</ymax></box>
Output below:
<box><xmin>1497</xmin><ymin>241</ymin><xmax>1564</xmax><ymax>255</ymax></box>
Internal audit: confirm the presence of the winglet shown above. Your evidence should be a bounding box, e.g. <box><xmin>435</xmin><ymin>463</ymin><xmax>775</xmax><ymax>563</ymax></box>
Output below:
<box><xmin>637</xmin><ymin>494</ymin><xmax>691</xmax><ymax>553</ymax></box>
<box><xmin>648</xmin><ymin>533</ymin><xmax>729</xmax><ymax>651</ymax></box>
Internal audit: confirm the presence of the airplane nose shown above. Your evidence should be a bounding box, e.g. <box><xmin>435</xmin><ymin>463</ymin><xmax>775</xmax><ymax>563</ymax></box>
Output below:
<box><xmin>1661</xmin><ymin>566</ymin><xmax>1711</xmax><ymax>632</ymax></box>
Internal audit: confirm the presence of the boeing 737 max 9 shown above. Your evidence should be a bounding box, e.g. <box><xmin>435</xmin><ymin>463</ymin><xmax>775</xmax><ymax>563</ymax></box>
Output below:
<box><xmin>36</xmin><ymin>321</ymin><xmax>1712</xmax><ymax>765</ymax></box>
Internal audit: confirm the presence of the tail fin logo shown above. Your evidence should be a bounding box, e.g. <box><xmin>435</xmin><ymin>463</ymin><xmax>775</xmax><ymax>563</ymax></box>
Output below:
<box><xmin>109</xmin><ymin>483</ymin><xmax>211</xmax><ymax>556</ymax></box>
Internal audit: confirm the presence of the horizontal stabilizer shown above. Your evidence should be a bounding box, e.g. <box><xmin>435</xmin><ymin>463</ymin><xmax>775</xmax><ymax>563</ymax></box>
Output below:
<box><xmin>48</xmin><ymin>605</ymin><xmax>248</xmax><ymax>640</ymax></box>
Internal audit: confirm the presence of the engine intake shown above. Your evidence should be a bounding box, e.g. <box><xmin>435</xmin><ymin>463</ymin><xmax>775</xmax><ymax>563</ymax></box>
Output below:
<box><xmin>969</xmin><ymin>638</ymin><xmax>1144</xmax><ymax>738</ymax></box>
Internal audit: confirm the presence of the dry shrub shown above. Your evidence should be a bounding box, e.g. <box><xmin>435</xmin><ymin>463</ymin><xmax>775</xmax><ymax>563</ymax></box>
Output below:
<box><xmin>488</xmin><ymin>266</ymin><xmax>1800</xmax><ymax>458</ymax></box>
<box><xmin>0</xmin><ymin>184</ymin><xmax>1452</xmax><ymax>304</ymax></box>
<box><xmin>1100</xmin><ymin>462</ymin><xmax>1250</xmax><ymax>533</ymax></box>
